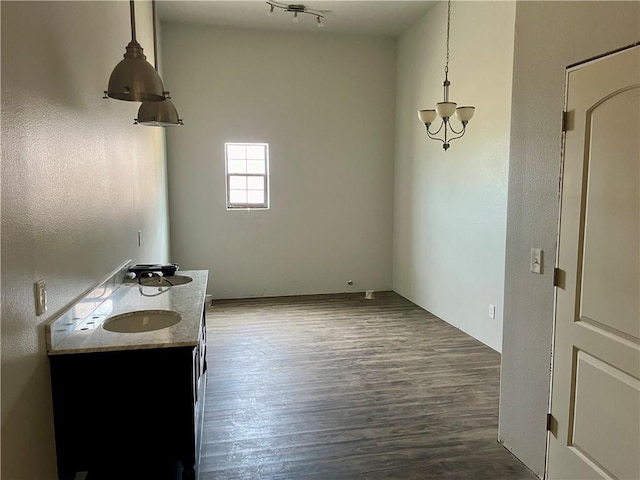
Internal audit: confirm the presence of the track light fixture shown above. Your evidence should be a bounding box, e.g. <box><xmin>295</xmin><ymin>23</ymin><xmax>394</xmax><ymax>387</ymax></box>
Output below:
<box><xmin>417</xmin><ymin>0</ymin><xmax>475</xmax><ymax>151</ymax></box>
<box><xmin>266</xmin><ymin>1</ymin><xmax>329</xmax><ymax>27</ymax></box>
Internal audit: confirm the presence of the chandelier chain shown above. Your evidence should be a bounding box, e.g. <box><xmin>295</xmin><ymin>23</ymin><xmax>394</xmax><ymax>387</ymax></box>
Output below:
<box><xmin>445</xmin><ymin>0</ymin><xmax>451</xmax><ymax>76</ymax></box>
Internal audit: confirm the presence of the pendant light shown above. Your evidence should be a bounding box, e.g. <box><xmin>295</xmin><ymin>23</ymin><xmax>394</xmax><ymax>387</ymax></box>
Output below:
<box><xmin>135</xmin><ymin>93</ymin><xmax>184</xmax><ymax>127</ymax></box>
<box><xmin>135</xmin><ymin>0</ymin><xmax>184</xmax><ymax>127</ymax></box>
<box><xmin>104</xmin><ymin>0</ymin><xmax>165</xmax><ymax>102</ymax></box>
<box><xmin>417</xmin><ymin>0</ymin><xmax>475</xmax><ymax>151</ymax></box>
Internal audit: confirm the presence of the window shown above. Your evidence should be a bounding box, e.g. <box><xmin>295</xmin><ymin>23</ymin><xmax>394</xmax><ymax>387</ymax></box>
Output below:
<box><xmin>225</xmin><ymin>143</ymin><xmax>269</xmax><ymax>209</ymax></box>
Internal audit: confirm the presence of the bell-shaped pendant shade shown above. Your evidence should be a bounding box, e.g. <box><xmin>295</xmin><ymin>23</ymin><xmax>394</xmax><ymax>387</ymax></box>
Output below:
<box><xmin>132</xmin><ymin>0</ymin><xmax>184</xmax><ymax>127</ymax></box>
<box><xmin>107</xmin><ymin>41</ymin><xmax>165</xmax><ymax>102</ymax></box>
<box><xmin>105</xmin><ymin>1</ymin><xmax>165</xmax><ymax>102</ymax></box>
<box><xmin>136</xmin><ymin>97</ymin><xmax>184</xmax><ymax>127</ymax></box>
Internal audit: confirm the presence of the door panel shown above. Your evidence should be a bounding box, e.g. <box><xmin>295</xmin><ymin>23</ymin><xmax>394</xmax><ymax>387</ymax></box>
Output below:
<box><xmin>580</xmin><ymin>89</ymin><xmax>640</xmax><ymax>340</ymax></box>
<box><xmin>571</xmin><ymin>351</ymin><xmax>640</xmax><ymax>479</ymax></box>
<box><xmin>548</xmin><ymin>45</ymin><xmax>640</xmax><ymax>480</ymax></box>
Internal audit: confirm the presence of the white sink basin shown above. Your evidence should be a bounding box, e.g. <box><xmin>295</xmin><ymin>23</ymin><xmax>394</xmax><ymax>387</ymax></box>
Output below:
<box><xmin>103</xmin><ymin>310</ymin><xmax>181</xmax><ymax>333</ymax></box>
<box><xmin>138</xmin><ymin>275</ymin><xmax>193</xmax><ymax>287</ymax></box>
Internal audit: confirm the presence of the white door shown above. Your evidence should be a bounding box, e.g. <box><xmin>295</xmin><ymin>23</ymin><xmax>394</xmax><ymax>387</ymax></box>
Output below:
<box><xmin>547</xmin><ymin>45</ymin><xmax>640</xmax><ymax>480</ymax></box>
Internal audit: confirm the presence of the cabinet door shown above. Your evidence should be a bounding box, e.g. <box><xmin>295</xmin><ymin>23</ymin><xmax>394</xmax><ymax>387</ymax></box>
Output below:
<box><xmin>49</xmin><ymin>347</ymin><xmax>198</xmax><ymax>477</ymax></box>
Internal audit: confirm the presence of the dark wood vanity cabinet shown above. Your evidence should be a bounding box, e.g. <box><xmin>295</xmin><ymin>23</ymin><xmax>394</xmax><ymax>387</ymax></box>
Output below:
<box><xmin>49</xmin><ymin>311</ymin><xmax>207</xmax><ymax>480</ymax></box>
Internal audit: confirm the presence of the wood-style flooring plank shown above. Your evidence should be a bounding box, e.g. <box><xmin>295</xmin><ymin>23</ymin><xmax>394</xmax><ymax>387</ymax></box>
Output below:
<box><xmin>201</xmin><ymin>292</ymin><xmax>536</xmax><ymax>479</ymax></box>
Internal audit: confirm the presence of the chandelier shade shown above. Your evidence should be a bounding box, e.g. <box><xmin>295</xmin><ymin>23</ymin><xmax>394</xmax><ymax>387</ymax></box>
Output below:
<box><xmin>435</xmin><ymin>102</ymin><xmax>457</xmax><ymax>118</ymax></box>
<box><xmin>455</xmin><ymin>106</ymin><xmax>475</xmax><ymax>123</ymax></box>
<box><xmin>418</xmin><ymin>109</ymin><xmax>437</xmax><ymax>124</ymax></box>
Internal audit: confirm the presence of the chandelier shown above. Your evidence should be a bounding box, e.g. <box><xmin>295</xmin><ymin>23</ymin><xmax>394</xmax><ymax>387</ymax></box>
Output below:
<box><xmin>417</xmin><ymin>0</ymin><xmax>475</xmax><ymax>151</ymax></box>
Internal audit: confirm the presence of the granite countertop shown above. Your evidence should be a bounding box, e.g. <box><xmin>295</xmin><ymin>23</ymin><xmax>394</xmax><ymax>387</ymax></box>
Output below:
<box><xmin>47</xmin><ymin>270</ymin><xmax>208</xmax><ymax>355</ymax></box>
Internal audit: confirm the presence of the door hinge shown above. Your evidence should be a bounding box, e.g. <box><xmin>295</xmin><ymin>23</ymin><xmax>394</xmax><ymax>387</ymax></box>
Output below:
<box><xmin>562</xmin><ymin>110</ymin><xmax>575</xmax><ymax>132</ymax></box>
<box><xmin>553</xmin><ymin>267</ymin><xmax>564</xmax><ymax>289</ymax></box>
<box><xmin>547</xmin><ymin>413</ymin><xmax>558</xmax><ymax>436</ymax></box>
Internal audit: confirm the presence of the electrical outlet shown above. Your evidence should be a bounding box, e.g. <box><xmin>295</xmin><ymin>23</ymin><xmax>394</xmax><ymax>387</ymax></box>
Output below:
<box><xmin>34</xmin><ymin>279</ymin><xmax>47</xmax><ymax>316</ymax></box>
<box><xmin>531</xmin><ymin>248</ymin><xmax>543</xmax><ymax>274</ymax></box>
<box><xmin>489</xmin><ymin>304</ymin><xmax>496</xmax><ymax>319</ymax></box>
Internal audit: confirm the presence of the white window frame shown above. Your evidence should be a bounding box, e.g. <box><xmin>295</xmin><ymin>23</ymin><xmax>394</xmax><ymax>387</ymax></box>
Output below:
<box><xmin>224</xmin><ymin>142</ymin><xmax>270</xmax><ymax>210</ymax></box>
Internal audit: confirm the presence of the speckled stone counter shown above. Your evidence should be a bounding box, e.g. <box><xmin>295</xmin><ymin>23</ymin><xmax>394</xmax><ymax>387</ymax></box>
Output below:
<box><xmin>46</xmin><ymin>269</ymin><xmax>208</xmax><ymax>355</ymax></box>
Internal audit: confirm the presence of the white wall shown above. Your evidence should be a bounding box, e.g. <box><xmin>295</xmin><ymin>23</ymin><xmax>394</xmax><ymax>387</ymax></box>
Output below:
<box><xmin>161</xmin><ymin>24</ymin><xmax>396</xmax><ymax>299</ymax></box>
<box><xmin>1</xmin><ymin>2</ymin><xmax>170</xmax><ymax>477</ymax></box>
<box><xmin>499</xmin><ymin>2</ymin><xmax>640</xmax><ymax>477</ymax></box>
<box><xmin>393</xmin><ymin>1</ymin><xmax>516</xmax><ymax>352</ymax></box>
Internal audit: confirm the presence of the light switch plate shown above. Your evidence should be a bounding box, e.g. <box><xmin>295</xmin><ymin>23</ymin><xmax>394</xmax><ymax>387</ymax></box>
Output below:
<box><xmin>34</xmin><ymin>279</ymin><xmax>47</xmax><ymax>316</ymax></box>
<box><xmin>531</xmin><ymin>248</ymin><xmax>543</xmax><ymax>274</ymax></box>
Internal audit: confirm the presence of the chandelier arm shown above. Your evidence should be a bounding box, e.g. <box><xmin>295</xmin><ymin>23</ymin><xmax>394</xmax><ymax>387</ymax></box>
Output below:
<box><xmin>447</xmin><ymin>125</ymin><xmax>468</xmax><ymax>143</ymax></box>
<box><xmin>448</xmin><ymin>121</ymin><xmax>465</xmax><ymax>135</ymax></box>
<box><xmin>425</xmin><ymin>126</ymin><xmax>446</xmax><ymax>146</ymax></box>
<box><xmin>425</xmin><ymin>118</ymin><xmax>445</xmax><ymax>136</ymax></box>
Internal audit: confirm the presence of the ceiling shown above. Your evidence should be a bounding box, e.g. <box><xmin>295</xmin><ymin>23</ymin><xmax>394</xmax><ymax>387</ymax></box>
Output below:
<box><xmin>157</xmin><ymin>1</ymin><xmax>438</xmax><ymax>37</ymax></box>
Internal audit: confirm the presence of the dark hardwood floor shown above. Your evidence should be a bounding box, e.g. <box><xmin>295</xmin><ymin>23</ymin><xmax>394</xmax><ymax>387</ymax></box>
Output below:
<box><xmin>202</xmin><ymin>292</ymin><xmax>536</xmax><ymax>479</ymax></box>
